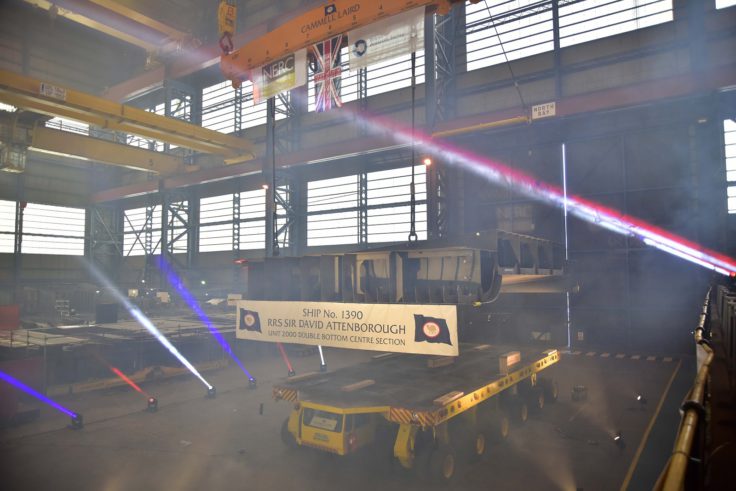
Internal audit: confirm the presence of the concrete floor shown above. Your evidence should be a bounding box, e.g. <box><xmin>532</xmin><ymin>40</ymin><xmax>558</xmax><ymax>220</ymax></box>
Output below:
<box><xmin>0</xmin><ymin>347</ymin><xmax>688</xmax><ymax>491</ymax></box>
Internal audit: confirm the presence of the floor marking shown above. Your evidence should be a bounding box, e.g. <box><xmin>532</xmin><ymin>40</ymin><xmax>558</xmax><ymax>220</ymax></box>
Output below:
<box><xmin>616</xmin><ymin>354</ymin><xmax>626</xmax><ymax>359</ymax></box>
<box><xmin>646</xmin><ymin>356</ymin><xmax>656</xmax><ymax>362</ymax></box>
<box><xmin>631</xmin><ymin>355</ymin><xmax>641</xmax><ymax>360</ymax></box>
<box><xmin>586</xmin><ymin>351</ymin><xmax>596</xmax><ymax>357</ymax></box>
<box><xmin>663</xmin><ymin>357</ymin><xmax>673</xmax><ymax>362</ymax></box>
<box><xmin>572</xmin><ymin>351</ymin><xmax>582</xmax><ymax>355</ymax></box>
<box><xmin>619</xmin><ymin>359</ymin><xmax>682</xmax><ymax>491</ymax></box>
<box><xmin>601</xmin><ymin>353</ymin><xmax>610</xmax><ymax>358</ymax></box>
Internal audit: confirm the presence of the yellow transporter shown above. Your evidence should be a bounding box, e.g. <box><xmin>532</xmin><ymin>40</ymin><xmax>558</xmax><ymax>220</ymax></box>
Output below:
<box><xmin>274</xmin><ymin>344</ymin><xmax>560</xmax><ymax>481</ymax></box>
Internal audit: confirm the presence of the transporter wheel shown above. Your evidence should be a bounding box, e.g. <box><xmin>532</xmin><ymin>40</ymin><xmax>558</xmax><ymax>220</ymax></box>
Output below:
<box><xmin>452</xmin><ymin>420</ymin><xmax>487</xmax><ymax>461</ymax></box>
<box><xmin>411</xmin><ymin>428</ymin><xmax>434</xmax><ymax>479</ymax></box>
<box><xmin>429</xmin><ymin>444</ymin><xmax>457</xmax><ymax>482</ymax></box>
<box><xmin>527</xmin><ymin>387</ymin><xmax>545</xmax><ymax>414</ymax></box>
<box><xmin>540</xmin><ymin>378</ymin><xmax>559</xmax><ymax>403</ymax></box>
<box><xmin>471</xmin><ymin>431</ymin><xmax>487</xmax><ymax>461</ymax></box>
<box><xmin>510</xmin><ymin>398</ymin><xmax>528</xmax><ymax>425</ymax></box>
<box><xmin>495</xmin><ymin>412</ymin><xmax>510</xmax><ymax>440</ymax></box>
<box><xmin>374</xmin><ymin>424</ymin><xmax>399</xmax><ymax>472</ymax></box>
<box><xmin>482</xmin><ymin>408</ymin><xmax>510</xmax><ymax>443</ymax></box>
<box><xmin>281</xmin><ymin>418</ymin><xmax>297</xmax><ymax>448</ymax></box>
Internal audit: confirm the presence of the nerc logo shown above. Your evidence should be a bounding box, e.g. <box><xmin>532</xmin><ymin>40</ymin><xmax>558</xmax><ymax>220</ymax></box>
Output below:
<box><xmin>324</xmin><ymin>3</ymin><xmax>336</xmax><ymax>16</ymax></box>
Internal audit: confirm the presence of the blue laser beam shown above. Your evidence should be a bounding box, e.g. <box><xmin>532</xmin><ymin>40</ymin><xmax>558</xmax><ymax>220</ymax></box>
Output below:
<box><xmin>0</xmin><ymin>370</ymin><xmax>76</xmax><ymax>418</ymax></box>
<box><xmin>84</xmin><ymin>262</ymin><xmax>213</xmax><ymax>390</ymax></box>
<box><xmin>157</xmin><ymin>257</ymin><xmax>255</xmax><ymax>382</ymax></box>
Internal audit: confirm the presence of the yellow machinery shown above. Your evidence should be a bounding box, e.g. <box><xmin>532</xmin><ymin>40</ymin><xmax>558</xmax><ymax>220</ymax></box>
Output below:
<box><xmin>274</xmin><ymin>346</ymin><xmax>560</xmax><ymax>481</ymax></box>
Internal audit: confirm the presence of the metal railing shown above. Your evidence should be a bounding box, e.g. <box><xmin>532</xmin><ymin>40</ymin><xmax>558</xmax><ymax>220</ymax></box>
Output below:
<box><xmin>655</xmin><ymin>288</ymin><xmax>713</xmax><ymax>491</ymax></box>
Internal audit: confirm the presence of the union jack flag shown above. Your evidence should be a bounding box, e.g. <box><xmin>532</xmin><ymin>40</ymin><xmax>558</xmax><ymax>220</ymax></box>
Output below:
<box><xmin>311</xmin><ymin>34</ymin><xmax>343</xmax><ymax>112</ymax></box>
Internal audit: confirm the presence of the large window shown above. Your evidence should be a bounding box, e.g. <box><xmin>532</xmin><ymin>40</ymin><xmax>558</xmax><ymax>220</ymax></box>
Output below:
<box><xmin>240</xmin><ymin>188</ymin><xmax>269</xmax><ymax>250</ymax></box>
<box><xmin>0</xmin><ymin>200</ymin><xmax>15</xmax><ymax>253</ymax></box>
<box><xmin>559</xmin><ymin>0</ymin><xmax>673</xmax><ymax>47</ymax></box>
<box><xmin>367</xmin><ymin>166</ymin><xmax>427</xmax><ymax>243</ymax></box>
<box><xmin>198</xmin><ymin>190</ymin><xmax>273</xmax><ymax>252</ymax></box>
<box><xmin>366</xmin><ymin>50</ymin><xmax>425</xmax><ymax>98</ymax></box>
<box><xmin>466</xmin><ymin>0</ymin><xmax>554</xmax><ymax>72</ymax></box>
<box><xmin>21</xmin><ymin>203</ymin><xmax>85</xmax><ymax>255</ymax></box>
<box><xmin>725</xmin><ymin>119</ymin><xmax>736</xmax><ymax>214</ymax></box>
<box><xmin>200</xmin><ymin>194</ymin><xmax>234</xmax><ymax>252</ymax></box>
<box><xmin>202</xmin><ymin>80</ymin><xmax>287</xmax><ymax>133</ymax></box>
<box><xmin>466</xmin><ymin>1</ymin><xmax>674</xmax><ymax>72</ymax></box>
<box><xmin>307</xmin><ymin>175</ymin><xmax>359</xmax><ymax>246</ymax></box>
<box><xmin>202</xmin><ymin>80</ymin><xmax>242</xmax><ymax>133</ymax></box>
<box><xmin>306</xmin><ymin>166</ymin><xmax>428</xmax><ymax>247</ymax></box>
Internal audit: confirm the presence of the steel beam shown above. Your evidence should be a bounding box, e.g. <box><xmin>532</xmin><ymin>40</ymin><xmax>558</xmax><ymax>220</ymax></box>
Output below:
<box><xmin>29</xmin><ymin>125</ymin><xmax>189</xmax><ymax>175</ymax></box>
<box><xmin>0</xmin><ymin>70</ymin><xmax>255</xmax><ymax>161</ymax></box>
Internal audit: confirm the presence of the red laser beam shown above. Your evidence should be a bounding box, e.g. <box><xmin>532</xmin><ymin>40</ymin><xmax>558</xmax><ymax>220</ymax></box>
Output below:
<box><xmin>276</xmin><ymin>342</ymin><xmax>295</xmax><ymax>375</ymax></box>
<box><xmin>110</xmin><ymin>366</ymin><xmax>150</xmax><ymax>397</ymax></box>
<box><xmin>354</xmin><ymin>111</ymin><xmax>736</xmax><ymax>276</ymax></box>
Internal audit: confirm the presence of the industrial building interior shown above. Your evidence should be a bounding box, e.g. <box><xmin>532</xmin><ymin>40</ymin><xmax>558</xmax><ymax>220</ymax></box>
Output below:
<box><xmin>1</xmin><ymin>0</ymin><xmax>735</xmax><ymax>489</ymax></box>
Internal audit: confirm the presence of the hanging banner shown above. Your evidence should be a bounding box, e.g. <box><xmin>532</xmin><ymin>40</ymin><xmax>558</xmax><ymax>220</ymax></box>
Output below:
<box><xmin>348</xmin><ymin>7</ymin><xmax>424</xmax><ymax>70</ymax></box>
<box><xmin>236</xmin><ymin>300</ymin><xmax>458</xmax><ymax>356</ymax></box>
<box><xmin>311</xmin><ymin>34</ymin><xmax>344</xmax><ymax>112</ymax></box>
<box><xmin>252</xmin><ymin>49</ymin><xmax>307</xmax><ymax>104</ymax></box>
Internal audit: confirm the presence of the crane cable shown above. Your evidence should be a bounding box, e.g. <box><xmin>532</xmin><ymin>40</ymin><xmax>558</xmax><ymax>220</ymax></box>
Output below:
<box><xmin>408</xmin><ymin>49</ymin><xmax>418</xmax><ymax>243</ymax></box>
<box><xmin>482</xmin><ymin>0</ymin><xmax>527</xmax><ymax>109</ymax></box>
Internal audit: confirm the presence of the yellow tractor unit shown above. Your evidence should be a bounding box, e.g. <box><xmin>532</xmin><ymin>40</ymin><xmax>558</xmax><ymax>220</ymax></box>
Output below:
<box><xmin>274</xmin><ymin>345</ymin><xmax>560</xmax><ymax>482</ymax></box>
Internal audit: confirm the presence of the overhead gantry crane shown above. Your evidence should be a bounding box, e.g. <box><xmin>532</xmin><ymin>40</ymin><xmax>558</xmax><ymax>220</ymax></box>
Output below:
<box><xmin>220</xmin><ymin>0</ymin><xmax>478</xmax><ymax>87</ymax></box>
<box><xmin>0</xmin><ymin>69</ymin><xmax>256</xmax><ymax>175</ymax></box>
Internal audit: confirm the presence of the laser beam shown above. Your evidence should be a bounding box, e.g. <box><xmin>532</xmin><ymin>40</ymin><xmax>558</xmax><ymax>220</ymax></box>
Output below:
<box><xmin>350</xmin><ymin>111</ymin><xmax>736</xmax><ymax>276</ymax></box>
<box><xmin>84</xmin><ymin>261</ymin><xmax>213</xmax><ymax>390</ymax></box>
<box><xmin>157</xmin><ymin>257</ymin><xmax>256</xmax><ymax>383</ymax></box>
<box><xmin>0</xmin><ymin>369</ymin><xmax>76</xmax><ymax>418</ymax></box>
<box><xmin>110</xmin><ymin>367</ymin><xmax>148</xmax><ymax>396</ymax></box>
<box><xmin>90</xmin><ymin>350</ymin><xmax>150</xmax><ymax>397</ymax></box>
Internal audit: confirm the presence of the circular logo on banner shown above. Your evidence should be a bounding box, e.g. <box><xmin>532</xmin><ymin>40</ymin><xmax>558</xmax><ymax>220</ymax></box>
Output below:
<box><xmin>353</xmin><ymin>39</ymin><xmax>367</xmax><ymax>57</ymax></box>
<box><xmin>244</xmin><ymin>313</ymin><xmax>256</xmax><ymax>328</ymax></box>
<box><xmin>422</xmin><ymin>321</ymin><xmax>441</xmax><ymax>339</ymax></box>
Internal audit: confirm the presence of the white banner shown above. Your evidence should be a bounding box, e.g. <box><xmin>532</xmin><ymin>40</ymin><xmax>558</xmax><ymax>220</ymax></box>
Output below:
<box><xmin>348</xmin><ymin>8</ymin><xmax>424</xmax><ymax>70</ymax></box>
<box><xmin>236</xmin><ymin>300</ymin><xmax>458</xmax><ymax>356</ymax></box>
<box><xmin>251</xmin><ymin>49</ymin><xmax>307</xmax><ymax>104</ymax></box>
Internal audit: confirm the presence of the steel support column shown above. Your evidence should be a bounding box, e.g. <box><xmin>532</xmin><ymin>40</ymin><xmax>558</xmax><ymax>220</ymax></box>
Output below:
<box><xmin>265</xmin><ymin>97</ymin><xmax>277</xmax><ymax>257</ymax></box>
<box><xmin>143</xmin><ymin>203</ymin><xmax>155</xmax><ymax>284</ymax></box>
<box><xmin>552</xmin><ymin>0</ymin><xmax>562</xmax><ymax>98</ymax></box>
<box><xmin>425</xmin><ymin>4</ymin><xmax>464</xmax><ymax>239</ymax></box>
<box><xmin>232</xmin><ymin>181</ymin><xmax>243</xmax><ymax>289</ymax></box>
<box><xmin>89</xmin><ymin>204</ymin><xmax>123</xmax><ymax>282</ymax></box>
<box><xmin>265</xmin><ymin>85</ymin><xmax>302</xmax><ymax>257</ymax></box>
<box><xmin>12</xmin><ymin>175</ymin><xmax>24</xmax><ymax>302</ymax></box>
<box><xmin>290</xmin><ymin>168</ymin><xmax>308</xmax><ymax>257</ymax></box>
<box><xmin>358</xmin><ymin>170</ymin><xmax>368</xmax><ymax>245</ymax></box>
<box><xmin>187</xmin><ymin>189</ymin><xmax>199</xmax><ymax>269</ymax></box>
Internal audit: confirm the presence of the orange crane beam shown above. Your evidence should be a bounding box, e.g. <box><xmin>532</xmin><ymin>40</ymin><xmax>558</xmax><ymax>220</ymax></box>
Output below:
<box><xmin>220</xmin><ymin>0</ymin><xmax>468</xmax><ymax>87</ymax></box>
